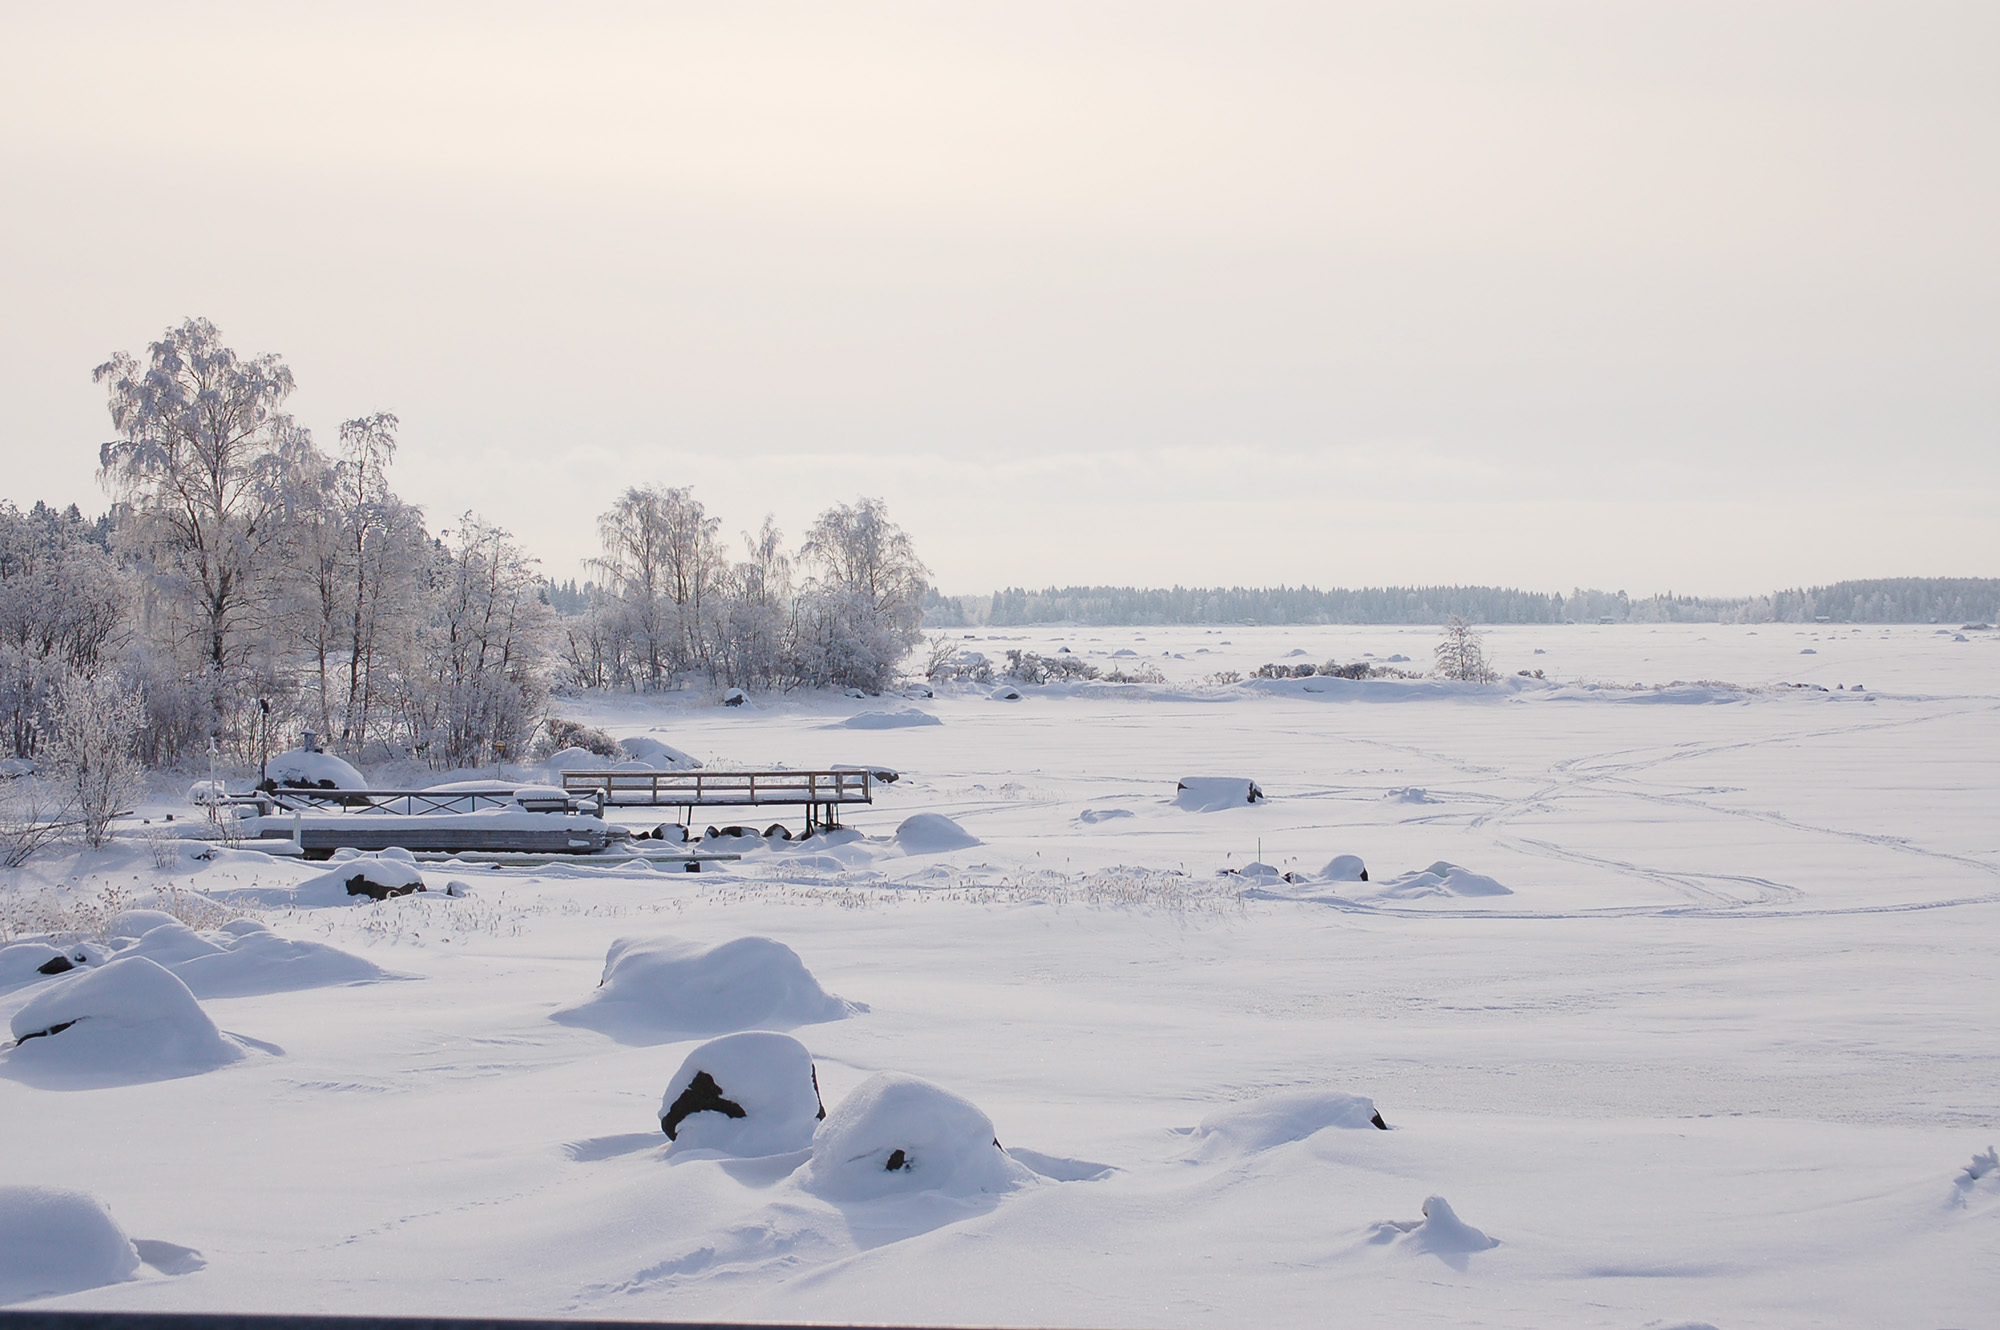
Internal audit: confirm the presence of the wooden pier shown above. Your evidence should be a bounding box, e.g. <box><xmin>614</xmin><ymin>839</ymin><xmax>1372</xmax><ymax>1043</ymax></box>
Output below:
<box><xmin>557</xmin><ymin>769</ymin><xmax>872</xmax><ymax>832</ymax></box>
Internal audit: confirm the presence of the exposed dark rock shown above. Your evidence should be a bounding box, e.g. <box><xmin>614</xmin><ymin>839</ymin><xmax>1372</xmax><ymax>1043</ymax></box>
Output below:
<box><xmin>1370</xmin><ymin>1111</ymin><xmax>1389</xmax><ymax>1130</ymax></box>
<box><xmin>36</xmin><ymin>955</ymin><xmax>75</xmax><ymax>975</ymax></box>
<box><xmin>660</xmin><ymin>1070</ymin><xmax>748</xmax><ymax>1140</ymax></box>
<box><xmin>15</xmin><ymin>1019</ymin><xmax>77</xmax><ymax>1045</ymax></box>
<box><xmin>343</xmin><ymin>875</ymin><xmax>426</xmax><ymax>901</ymax></box>
<box><xmin>884</xmin><ymin>1148</ymin><xmax>909</xmax><ymax>1171</ymax></box>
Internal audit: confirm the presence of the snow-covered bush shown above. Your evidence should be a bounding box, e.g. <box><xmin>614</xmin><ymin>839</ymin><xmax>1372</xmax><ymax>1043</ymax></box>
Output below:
<box><xmin>1001</xmin><ymin>650</ymin><xmax>1098</xmax><ymax>685</ymax></box>
<box><xmin>45</xmin><ymin>671</ymin><xmax>144</xmax><ymax>848</ymax></box>
<box><xmin>535</xmin><ymin>716</ymin><xmax>620</xmax><ymax>759</ymax></box>
<box><xmin>1433</xmin><ymin>615</ymin><xmax>1498</xmax><ymax>683</ymax></box>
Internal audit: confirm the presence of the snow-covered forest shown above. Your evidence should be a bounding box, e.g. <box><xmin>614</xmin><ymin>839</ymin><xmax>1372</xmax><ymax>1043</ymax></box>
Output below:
<box><xmin>930</xmin><ymin>578</ymin><xmax>2000</xmax><ymax>628</ymax></box>
<box><xmin>4</xmin><ymin>319</ymin><xmax>929</xmax><ymax>776</ymax></box>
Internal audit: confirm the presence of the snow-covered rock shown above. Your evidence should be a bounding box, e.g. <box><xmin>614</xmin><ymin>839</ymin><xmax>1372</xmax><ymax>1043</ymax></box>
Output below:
<box><xmin>722</xmin><ymin>687</ymin><xmax>749</xmax><ymax>707</ymax></box>
<box><xmin>990</xmin><ymin>685</ymin><xmax>1022</xmax><ymax>701</ymax></box>
<box><xmin>551</xmin><ymin>936</ymin><xmax>858</xmax><ymax>1043</ymax></box>
<box><xmin>837</xmin><ymin>710</ymin><xmax>943</xmax><ymax>729</ymax></box>
<box><xmin>1193</xmin><ymin>1088</ymin><xmax>1388</xmax><ymax>1157</ymax></box>
<box><xmin>265</xmin><ymin>748</ymin><xmax>365</xmax><ymax>790</ymax></box>
<box><xmin>3</xmin><ymin>957</ymin><xmax>244</xmax><ymax>1085</ymax></box>
<box><xmin>0</xmin><ymin>941</ymin><xmax>104</xmax><ymax>990</ymax></box>
<box><xmin>1173</xmin><ymin>777</ymin><xmax>1264</xmax><ymax>811</ymax></box>
<box><xmin>215</xmin><ymin>854</ymin><xmax>431</xmax><ymax>908</ymax></box>
<box><xmin>895</xmin><ymin>813</ymin><xmax>980</xmax><ymax>853</ymax></box>
<box><xmin>658</xmin><ymin>1031</ymin><xmax>826</xmax><ymax>1156</ymax></box>
<box><xmin>0</xmin><ymin>1186</ymin><xmax>141</xmax><ymax>1303</ymax></box>
<box><xmin>1078</xmin><ymin>808</ymin><xmax>1135</xmax><ymax>824</ymax></box>
<box><xmin>619</xmin><ymin>736</ymin><xmax>700</xmax><ymax>770</ymax></box>
<box><xmin>801</xmin><ymin>1072</ymin><xmax>1034</xmax><ymax>1201</ymax></box>
<box><xmin>1321</xmin><ymin>854</ymin><xmax>1369</xmax><ymax>882</ymax></box>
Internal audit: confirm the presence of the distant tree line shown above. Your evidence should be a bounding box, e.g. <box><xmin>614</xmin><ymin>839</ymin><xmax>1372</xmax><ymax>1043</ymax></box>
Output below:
<box><xmin>1</xmin><ymin>319</ymin><xmax>929</xmax><ymax>780</ymax></box>
<box><xmin>924</xmin><ymin>578</ymin><xmax>2000</xmax><ymax>628</ymax></box>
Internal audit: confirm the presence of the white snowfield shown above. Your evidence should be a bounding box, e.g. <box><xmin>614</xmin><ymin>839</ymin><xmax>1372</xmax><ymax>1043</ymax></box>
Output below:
<box><xmin>1</xmin><ymin>622</ymin><xmax>1996</xmax><ymax>1327</ymax></box>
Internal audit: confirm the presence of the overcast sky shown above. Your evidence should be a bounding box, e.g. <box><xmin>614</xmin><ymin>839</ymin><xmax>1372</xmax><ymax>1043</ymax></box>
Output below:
<box><xmin>2</xmin><ymin>2</ymin><xmax>1993</xmax><ymax>596</ymax></box>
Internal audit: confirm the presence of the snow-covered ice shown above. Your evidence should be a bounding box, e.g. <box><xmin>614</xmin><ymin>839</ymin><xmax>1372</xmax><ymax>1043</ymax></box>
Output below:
<box><xmin>2</xmin><ymin>623</ymin><xmax>1997</xmax><ymax>1326</ymax></box>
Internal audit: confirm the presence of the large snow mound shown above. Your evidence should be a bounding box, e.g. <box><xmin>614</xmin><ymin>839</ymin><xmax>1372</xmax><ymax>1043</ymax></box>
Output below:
<box><xmin>658</xmin><ymin>1031</ymin><xmax>826</xmax><ymax>1156</ymax></box>
<box><xmin>0</xmin><ymin>1185</ymin><xmax>141</xmax><ymax>1304</ymax></box>
<box><xmin>264</xmin><ymin>748</ymin><xmax>365</xmax><ymax>790</ymax></box>
<box><xmin>1173</xmin><ymin>777</ymin><xmax>1265</xmax><ymax>812</ymax></box>
<box><xmin>836</xmin><ymin>710</ymin><xmax>943</xmax><ymax>729</ymax></box>
<box><xmin>1358</xmin><ymin>861</ymin><xmax>1513</xmax><ymax>899</ymax></box>
<box><xmin>618</xmin><ymin>736</ymin><xmax>701</xmax><ymax>770</ymax></box>
<box><xmin>551</xmin><ymin>936</ymin><xmax>858</xmax><ymax>1043</ymax></box>
<box><xmin>1193</xmin><ymin>1088</ymin><xmax>1387</xmax><ymax>1157</ymax></box>
<box><xmin>4</xmin><ymin>957</ymin><xmax>245</xmax><ymax>1086</ymax></box>
<box><xmin>895</xmin><ymin>813</ymin><xmax>980</xmax><ymax>853</ymax></box>
<box><xmin>801</xmin><ymin>1072</ymin><xmax>1035</xmax><ymax>1201</ymax></box>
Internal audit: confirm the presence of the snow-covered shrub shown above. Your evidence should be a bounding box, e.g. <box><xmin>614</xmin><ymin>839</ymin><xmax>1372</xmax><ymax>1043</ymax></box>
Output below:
<box><xmin>45</xmin><ymin>671</ymin><xmax>144</xmax><ymax>848</ymax></box>
<box><xmin>0</xmin><ymin>779</ymin><xmax>67</xmax><ymax>867</ymax></box>
<box><xmin>1001</xmin><ymin>650</ymin><xmax>1098</xmax><ymax>685</ymax></box>
<box><xmin>658</xmin><ymin>1031</ymin><xmax>826</xmax><ymax>1155</ymax></box>
<box><xmin>1433</xmin><ymin>615</ymin><xmax>1498</xmax><ymax>683</ymax></box>
<box><xmin>801</xmin><ymin>1072</ymin><xmax>1033</xmax><ymax>1200</ymax></box>
<box><xmin>535</xmin><ymin>716</ymin><xmax>620</xmax><ymax>759</ymax></box>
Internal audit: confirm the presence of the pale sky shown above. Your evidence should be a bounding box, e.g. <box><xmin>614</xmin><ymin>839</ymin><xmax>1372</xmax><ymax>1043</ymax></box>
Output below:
<box><xmin>2</xmin><ymin>2</ymin><xmax>1994</xmax><ymax>596</ymax></box>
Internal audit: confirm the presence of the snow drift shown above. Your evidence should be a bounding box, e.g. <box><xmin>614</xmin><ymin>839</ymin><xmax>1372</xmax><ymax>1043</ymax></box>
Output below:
<box><xmin>658</xmin><ymin>1031</ymin><xmax>826</xmax><ymax>1156</ymax></box>
<box><xmin>1193</xmin><ymin>1088</ymin><xmax>1388</xmax><ymax>1157</ymax></box>
<box><xmin>801</xmin><ymin>1072</ymin><xmax>1034</xmax><ymax>1201</ymax></box>
<box><xmin>1174</xmin><ymin>777</ymin><xmax>1265</xmax><ymax>811</ymax></box>
<box><xmin>551</xmin><ymin>936</ymin><xmax>858</xmax><ymax>1043</ymax></box>
<box><xmin>1357</xmin><ymin>861</ymin><xmax>1513</xmax><ymax>899</ymax></box>
<box><xmin>1367</xmin><ymin>1195</ymin><xmax>1500</xmax><ymax>1261</ymax></box>
<box><xmin>4</xmin><ymin>957</ymin><xmax>246</xmax><ymax>1086</ymax></box>
<box><xmin>895</xmin><ymin>813</ymin><xmax>980</xmax><ymax>853</ymax></box>
<box><xmin>0</xmin><ymin>1186</ymin><xmax>141</xmax><ymax>1304</ymax></box>
<box><xmin>836</xmin><ymin>710</ymin><xmax>942</xmax><ymax>730</ymax></box>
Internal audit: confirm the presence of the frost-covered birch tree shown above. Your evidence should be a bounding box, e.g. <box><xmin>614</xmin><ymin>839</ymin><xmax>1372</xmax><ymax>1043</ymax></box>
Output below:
<box><xmin>95</xmin><ymin>319</ymin><xmax>316</xmax><ymax>739</ymax></box>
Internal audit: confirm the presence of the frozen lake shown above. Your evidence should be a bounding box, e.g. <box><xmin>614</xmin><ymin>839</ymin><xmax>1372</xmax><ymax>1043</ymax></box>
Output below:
<box><xmin>3</xmin><ymin>623</ymin><xmax>1996</xmax><ymax>1327</ymax></box>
